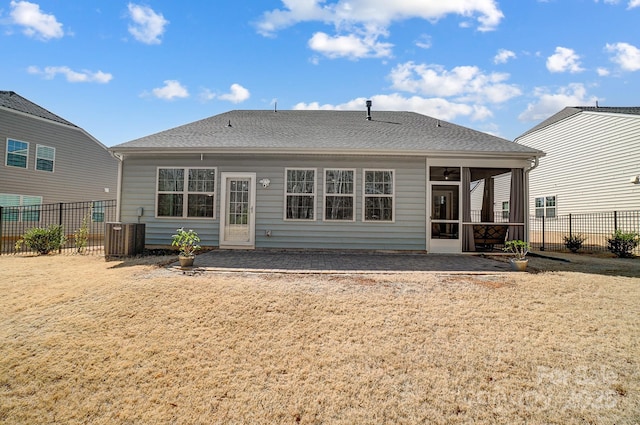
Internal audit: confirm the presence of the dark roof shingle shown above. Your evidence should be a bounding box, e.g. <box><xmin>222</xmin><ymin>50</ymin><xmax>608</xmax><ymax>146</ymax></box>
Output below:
<box><xmin>0</xmin><ymin>91</ymin><xmax>77</xmax><ymax>127</ymax></box>
<box><xmin>112</xmin><ymin>110</ymin><xmax>542</xmax><ymax>156</ymax></box>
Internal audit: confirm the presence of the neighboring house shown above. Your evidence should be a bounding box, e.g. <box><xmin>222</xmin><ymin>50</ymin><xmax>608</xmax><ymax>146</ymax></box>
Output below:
<box><xmin>109</xmin><ymin>107</ymin><xmax>543</xmax><ymax>253</ymax></box>
<box><xmin>515</xmin><ymin>106</ymin><xmax>640</xmax><ymax>217</ymax></box>
<box><xmin>0</xmin><ymin>91</ymin><xmax>118</xmax><ymax>214</ymax></box>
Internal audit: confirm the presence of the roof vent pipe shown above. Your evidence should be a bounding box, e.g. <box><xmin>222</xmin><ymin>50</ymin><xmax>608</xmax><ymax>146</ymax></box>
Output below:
<box><xmin>366</xmin><ymin>99</ymin><xmax>372</xmax><ymax>121</ymax></box>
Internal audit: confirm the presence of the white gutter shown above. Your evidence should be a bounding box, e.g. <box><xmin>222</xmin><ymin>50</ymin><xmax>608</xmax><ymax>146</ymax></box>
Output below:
<box><xmin>110</xmin><ymin>152</ymin><xmax>124</xmax><ymax>222</ymax></box>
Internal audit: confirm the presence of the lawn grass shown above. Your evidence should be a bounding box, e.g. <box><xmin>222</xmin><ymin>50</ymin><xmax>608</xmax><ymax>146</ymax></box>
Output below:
<box><xmin>1</xmin><ymin>255</ymin><xmax>638</xmax><ymax>424</ymax></box>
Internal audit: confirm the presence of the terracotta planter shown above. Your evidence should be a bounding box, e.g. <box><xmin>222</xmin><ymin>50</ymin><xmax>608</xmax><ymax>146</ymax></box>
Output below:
<box><xmin>179</xmin><ymin>255</ymin><xmax>195</xmax><ymax>268</ymax></box>
<box><xmin>510</xmin><ymin>258</ymin><xmax>528</xmax><ymax>272</ymax></box>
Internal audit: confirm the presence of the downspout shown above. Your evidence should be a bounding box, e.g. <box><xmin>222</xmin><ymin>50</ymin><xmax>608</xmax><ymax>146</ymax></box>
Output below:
<box><xmin>523</xmin><ymin>156</ymin><xmax>540</xmax><ymax>243</ymax></box>
<box><xmin>110</xmin><ymin>151</ymin><xmax>124</xmax><ymax>222</ymax></box>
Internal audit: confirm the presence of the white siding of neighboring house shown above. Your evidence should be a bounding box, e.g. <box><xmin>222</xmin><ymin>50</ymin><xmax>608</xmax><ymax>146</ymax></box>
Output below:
<box><xmin>517</xmin><ymin>111</ymin><xmax>640</xmax><ymax>215</ymax></box>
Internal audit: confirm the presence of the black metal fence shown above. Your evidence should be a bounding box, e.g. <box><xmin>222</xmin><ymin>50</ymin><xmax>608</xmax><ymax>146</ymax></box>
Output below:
<box><xmin>530</xmin><ymin>210</ymin><xmax>640</xmax><ymax>255</ymax></box>
<box><xmin>1</xmin><ymin>200</ymin><xmax>117</xmax><ymax>255</ymax></box>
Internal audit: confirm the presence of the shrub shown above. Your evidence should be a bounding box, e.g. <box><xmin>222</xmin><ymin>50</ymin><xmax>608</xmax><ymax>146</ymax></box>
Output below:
<box><xmin>503</xmin><ymin>239</ymin><xmax>530</xmax><ymax>260</ymax></box>
<box><xmin>563</xmin><ymin>234</ymin><xmax>586</xmax><ymax>253</ymax></box>
<box><xmin>74</xmin><ymin>213</ymin><xmax>90</xmax><ymax>254</ymax></box>
<box><xmin>171</xmin><ymin>228</ymin><xmax>201</xmax><ymax>257</ymax></box>
<box><xmin>607</xmin><ymin>230</ymin><xmax>639</xmax><ymax>258</ymax></box>
<box><xmin>15</xmin><ymin>225</ymin><xmax>66</xmax><ymax>255</ymax></box>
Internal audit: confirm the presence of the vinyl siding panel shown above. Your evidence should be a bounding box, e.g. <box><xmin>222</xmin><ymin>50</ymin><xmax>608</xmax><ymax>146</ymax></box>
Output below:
<box><xmin>517</xmin><ymin>112</ymin><xmax>640</xmax><ymax>215</ymax></box>
<box><xmin>120</xmin><ymin>155</ymin><xmax>427</xmax><ymax>250</ymax></box>
<box><xmin>0</xmin><ymin>109</ymin><xmax>118</xmax><ymax>204</ymax></box>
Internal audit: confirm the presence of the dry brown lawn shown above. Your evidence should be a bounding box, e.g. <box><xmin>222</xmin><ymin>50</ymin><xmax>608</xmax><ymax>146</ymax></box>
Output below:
<box><xmin>1</xmin><ymin>254</ymin><xmax>639</xmax><ymax>424</ymax></box>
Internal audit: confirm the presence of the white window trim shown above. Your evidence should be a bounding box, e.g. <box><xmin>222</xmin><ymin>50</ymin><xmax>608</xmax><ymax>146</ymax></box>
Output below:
<box><xmin>155</xmin><ymin>167</ymin><xmax>217</xmax><ymax>219</ymax></box>
<box><xmin>284</xmin><ymin>167</ymin><xmax>317</xmax><ymax>221</ymax></box>
<box><xmin>35</xmin><ymin>144</ymin><xmax>55</xmax><ymax>173</ymax></box>
<box><xmin>362</xmin><ymin>169</ymin><xmax>395</xmax><ymax>223</ymax></box>
<box><xmin>323</xmin><ymin>168</ymin><xmax>356</xmax><ymax>222</ymax></box>
<box><xmin>5</xmin><ymin>138</ymin><xmax>29</xmax><ymax>169</ymax></box>
<box><xmin>534</xmin><ymin>195</ymin><xmax>557</xmax><ymax>218</ymax></box>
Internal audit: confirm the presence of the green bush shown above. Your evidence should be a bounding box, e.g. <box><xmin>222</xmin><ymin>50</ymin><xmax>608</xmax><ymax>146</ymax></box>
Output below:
<box><xmin>74</xmin><ymin>213</ymin><xmax>90</xmax><ymax>254</ymax></box>
<box><xmin>606</xmin><ymin>230</ymin><xmax>639</xmax><ymax>258</ymax></box>
<box><xmin>15</xmin><ymin>225</ymin><xmax>67</xmax><ymax>255</ymax></box>
<box><xmin>563</xmin><ymin>234</ymin><xmax>586</xmax><ymax>253</ymax></box>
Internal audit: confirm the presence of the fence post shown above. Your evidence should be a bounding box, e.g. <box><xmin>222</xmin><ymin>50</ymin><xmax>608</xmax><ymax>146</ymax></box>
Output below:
<box><xmin>0</xmin><ymin>206</ymin><xmax>3</xmax><ymax>254</ymax></box>
<box><xmin>59</xmin><ymin>202</ymin><xmax>64</xmax><ymax>254</ymax></box>
<box><xmin>540</xmin><ymin>214</ymin><xmax>545</xmax><ymax>251</ymax></box>
<box><xmin>614</xmin><ymin>211</ymin><xmax>618</xmax><ymax>232</ymax></box>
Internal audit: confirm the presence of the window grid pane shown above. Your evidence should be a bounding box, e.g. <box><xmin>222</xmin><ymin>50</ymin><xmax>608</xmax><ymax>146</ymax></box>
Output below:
<box><xmin>286</xmin><ymin>195</ymin><xmax>315</xmax><ymax>220</ymax></box>
<box><xmin>36</xmin><ymin>145</ymin><xmax>55</xmax><ymax>172</ymax></box>
<box><xmin>7</xmin><ymin>140</ymin><xmax>28</xmax><ymax>168</ymax></box>
<box><xmin>158</xmin><ymin>169</ymin><xmax>184</xmax><ymax>192</ymax></box>
<box><xmin>325</xmin><ymin>196</ymin><xmax>353</xmax><ymax>220</ymax></box>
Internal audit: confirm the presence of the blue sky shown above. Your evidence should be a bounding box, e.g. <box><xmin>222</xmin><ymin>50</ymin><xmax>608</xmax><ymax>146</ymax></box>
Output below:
<box><xmin>1</xmin><ymin>1</ymin><xmax>639</xmax><ymax>147</ymax></box>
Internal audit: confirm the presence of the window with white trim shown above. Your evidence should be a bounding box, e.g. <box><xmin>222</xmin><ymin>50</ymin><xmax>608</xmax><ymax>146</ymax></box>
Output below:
<box><xmin>36</xmin><ymin>145</ymin><xmax>55</xmax><ymax>172</ymax></box>
<box><xmin>501</xmin><ymin>201</ymin><xmax>510</xmax><ymax>220</ymax></box>
<box><xmin>324</xmin><ymin>169</ymin><xmax>355</xmax><ymax>221</ymax></box>
<box><xmin>363</xmin><ymin>169</ymin><xmax>394</xmax><ymax>222</ymax></box>
<box><xmin>535</xmin><ymin>195</ymin><xmax>556</xmax><ymax>218</ymax></box>
<box><xmin>156</xmin><ymin>167</ymin><xmax>216</xmax><ymax>218</ymax></box>
<box><xmin>5</xmin><ymin>139</ymin><xmax>28</xmax><ymax>168</ymax></box>
<box><xmin>0</xmin><ymin>194</ymin><xmax>42</xmax><ymax>222</ymax></box>
<box><xmin>285</xmin><ymin>168</ymin><xmax>316</xmax><ymax>220</ymax></box>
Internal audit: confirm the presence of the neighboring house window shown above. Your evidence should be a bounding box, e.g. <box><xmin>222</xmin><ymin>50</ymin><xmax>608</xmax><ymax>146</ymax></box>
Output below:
<box><xmin>156</xmin><ymin>168</ymin><xmax>216</xmax><ymax>218</ymax></box>
<box><xmin>285</xmin><ymin>168</ymin><xmax>316</xmax><ymax>220</ymax></box>
<box><xmin>363</xmin><ymin>169</ymin><xmax>394</xmax><ymax>222</ymax></box>
<box><xmin>535</xmin><ymin>195</ymin><xmax>556</xmax><ymax>218</ymax></box>
<box><xmin>501</xmin><ymin>201</ymin><xmax>510</xmax><ymax>220</ymax></box>
<box><xmin>92</xmin><ymin>201</ymin><xmax>105</xmax><ymax>222</ymax></box>
<box><xmin>324</xmin><ymin>169</ymin><xmax>355</xmax><ymax>221</ymax></box>
<box><xmin>0</xmin><ymin>194</ymin><xmax>42</xmax><ymax>222</ymax></box>
<box><xmin>5</xmin><ymin>139</ymin><xmax>28</xmax><ymax>168</ymax></box>
<box><xmin>35</xmin><ymin>145</ymin><xmax>55</xmax><ymax>172</ymax></box>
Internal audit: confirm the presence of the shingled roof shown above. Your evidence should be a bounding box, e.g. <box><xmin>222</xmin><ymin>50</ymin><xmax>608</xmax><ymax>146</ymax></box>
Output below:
<box><xmin>517</xmin><ymin>106</ymin><xmax>640</xmax><ymax>139</ymax></box>
<box><xmin>0</xmin><ymin>91</ymin><xmax>77</xmax><ymax>128</ymax></box>
<box><xmin>111</xmin><ymin>110</ymin><xmax>542</xmax><ymax>157</ymax></box>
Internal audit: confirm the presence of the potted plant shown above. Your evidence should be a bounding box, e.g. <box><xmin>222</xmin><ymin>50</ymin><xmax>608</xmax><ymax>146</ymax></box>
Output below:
<box><xmin>171</xmin><ymin>227</ymin><xmax>201</xmax><ymax>267</ymax></box>
<box><xmin>563</xmin><ymin>233</ymin><xmax>586</xmax><ymax>253</ymax></box>
<box><xmin>503</xmin><ymin>239</ymin><xmax>530</xmax><ymax>271</ymax></box>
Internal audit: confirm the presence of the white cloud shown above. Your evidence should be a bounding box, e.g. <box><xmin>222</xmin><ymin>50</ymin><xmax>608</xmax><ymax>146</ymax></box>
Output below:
<box><xmin>597</xmin><ymin>67</ymin><xmax>610</xmax><ymax>76</ymax></box>
<box><xmin>10</xmin><ymin>0</ymin><xmax>63</xmax><ymax>40</ymax></box>
<box><xmin>546</xmin><ymin>47</ymin><xmax>584</xmax><ymax>73</ymax></box>
<box><xmin>629</xmin><ymin>0</ymin><xmax>640</xmax><ymax>8</ymax></box>
<box><xmin>605</xmin><ymin>42</ymin><xmax>640</xmax><ymax>71</ymax></box>
<box><xmin>151</xmin><ymin>80</ymin><xmax>189</xmax><ymax>100</ymax></box>
<box><xmin>494</xmin><ymin>49</ymin><xmax>516</xmax><ymax>64</ymax></box>
<box><xmin>415</xmin><ymin>34</ymin><xmax>432</xmax><ymax>50</ymax></box>
<box><xmin>518</xmin><ymin>83</ymin><xmax>597</xmax><ymax>122</ymax></box>
<box><xmin>218</xmin><ymin>84</ymin><xmax>250</xmax><ymax>103</ymax></box>
<box><xmin>27</xmin><ymin>65</ymin><xmax>112</xmax><ymax>83</ymax></box>
<box><xmin>257</xmin><ymin>1</ymin><xmax>504</xmax><ymax>35</ymax></box>
<box><xmin>389</xmin><ymin>61</ymin><xmax>521</xmax><ymax>104</ymax></box>
<box><xmin>127</xmin><ymin>3</ymin><xmax>168</xmax><ymax>44</ymax></box>
<box><xmin>293</xmin><ymin>93</ymin><xmax>492</xmax><ymax>122</ymax></box>
<box><xmin>308</xmin><ymin>31</ymin><xmax>392</xmax><ymax>59</ymax></box>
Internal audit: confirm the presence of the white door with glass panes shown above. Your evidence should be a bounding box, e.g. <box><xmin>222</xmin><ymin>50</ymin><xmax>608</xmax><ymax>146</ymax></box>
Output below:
<box><xmin>219</xmin><ymin>173</ymin><xmax>256</xmax><ymax>249</ymax></box>
<box><xmin>429</xmin><ymin>166</ymin><xmax>461</xmax><ymax>253</ymax></box>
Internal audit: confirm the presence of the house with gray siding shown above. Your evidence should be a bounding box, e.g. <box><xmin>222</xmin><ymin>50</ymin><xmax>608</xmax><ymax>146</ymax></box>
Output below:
<box><xmin>0</xmin><ymin>91</ymin><xmax>118</xmax><ymax>210</ymax></box>
<box><xmin>109</xmin><ymin>107</ymin><xmax>543</xmax><ymax>253</ymax></box>
<box><xmin>515</xmin><ymin>106</ymin><xmax>640</xmax><ymax>217</ymax></box>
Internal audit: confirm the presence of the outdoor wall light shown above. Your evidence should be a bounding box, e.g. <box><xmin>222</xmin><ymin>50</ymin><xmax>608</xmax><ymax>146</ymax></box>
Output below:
<box><xmin>259</xmin><ymin>178</ymin><xmax>271</xmax><ymax>188</ymax></box>
<box><xmin>630</xmin><ymin>175</ymin><xmax>640</xmax><ymax>184</ymax></box>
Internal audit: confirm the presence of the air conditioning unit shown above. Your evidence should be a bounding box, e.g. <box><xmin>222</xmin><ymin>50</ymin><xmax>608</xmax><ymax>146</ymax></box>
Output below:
<box><xmin>105</xmin><ymin>223</ymin><xmax>145</xmax><ymax>260</ymax></box>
